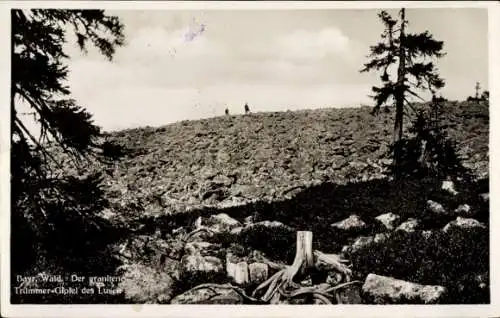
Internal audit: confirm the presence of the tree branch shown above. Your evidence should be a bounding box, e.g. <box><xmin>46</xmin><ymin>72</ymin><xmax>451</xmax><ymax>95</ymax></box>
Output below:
<box><xmin>14</xmin><ymin>116</ymin><xmax>64</xmax><ymax>169</ymax></box>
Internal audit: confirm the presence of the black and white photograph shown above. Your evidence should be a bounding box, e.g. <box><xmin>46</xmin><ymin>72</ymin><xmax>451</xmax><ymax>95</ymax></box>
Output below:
<box><xmin>1</xmin><ymin>0</ymin><xmax>498</xmax><ymax>316</ymax></box>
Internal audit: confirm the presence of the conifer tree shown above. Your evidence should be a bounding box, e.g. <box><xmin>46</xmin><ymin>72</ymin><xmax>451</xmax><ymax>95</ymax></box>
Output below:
<box><xmin>360</xmin><ymin>8</ymin><xmax>446</xmax><ymax>178</ymax></box>
<box><xmin>11</xmin><ymin>9</ymin><xmax>125</xmax><ymax>274</ymax></box>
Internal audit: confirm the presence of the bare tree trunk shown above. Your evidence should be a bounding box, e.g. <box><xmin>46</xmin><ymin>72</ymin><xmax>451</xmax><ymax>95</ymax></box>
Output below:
<box><xmin>287</xmin><ymin>231</ymin><xmax>314</xmax><ymax>281</ymax></box>
<box><xmin>394</xmin><ymin>8</ymin><xmax>406</xmax><ymax>178</ymax></box>
<box><xmin>249</xmin><ymin>231</ymin><xmax>359</xmax><ymax>303</ymax></box>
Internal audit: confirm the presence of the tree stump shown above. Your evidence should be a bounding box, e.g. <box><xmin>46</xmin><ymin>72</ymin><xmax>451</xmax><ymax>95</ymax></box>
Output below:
<box><xmin>252</xmin><ymin>231</ymin><xmax>359</xmax><ymax>304</ymax></box>
<box><xmin>226</xmin><ymin>253</ymin><xmax>250</xmax><ymax>285</ymax></box>
<box><xmin>184</xmin><ymin>231</ymin><xmax>361</xmax><ymax>304</ymax></box>
<box><xmin>289</xmin><ymin>231</ymin><xmax>314</xmax><ymax>280</ymax></box>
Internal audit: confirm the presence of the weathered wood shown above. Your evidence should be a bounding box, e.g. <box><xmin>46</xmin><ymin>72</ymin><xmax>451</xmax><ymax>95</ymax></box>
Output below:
<box><xmin>313</xmin><ymin>250</ymin><xmax>352</xmax><ymax>279</ymax></box>
<box><xmin>253</xmin><ymin>231</ymin><xmax>313</xmax><ymax>301</ymax></box>
<box><xmin>289</xmin><ymin>231</ymin><xmax>314</xmax><ymax>280</ymax></box>
<box><xmin>226</xmin><ymin>253</ymin><xmax>250</xmax><ymax>285</ymax></box>
<box><xmin>251</xmin><ymin>231</ymin><xmax>360</xmax><ymax>304</ymax></box>
<box><xmin>234</xmin><ymin>262</ymin><xmax>249</xmax><ymax>285</ymax></box>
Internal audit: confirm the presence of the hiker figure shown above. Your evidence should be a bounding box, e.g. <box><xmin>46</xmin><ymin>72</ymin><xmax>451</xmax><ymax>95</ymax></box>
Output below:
<box><xmin>225</xmin><ymin>108</ymin><xmax>229</xmax><ymax>116</ymax></box>
<box><xmin>244</xmin><ymin>103</ymin><xmax>250</xmax><ymax>114</ymax></box>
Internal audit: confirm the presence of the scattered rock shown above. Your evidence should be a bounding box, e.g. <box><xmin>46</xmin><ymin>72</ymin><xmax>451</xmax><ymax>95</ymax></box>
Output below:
<box><xmin>375</xmin><ymin>213</ymin><xmax>401</xmax><ymax>230</ymax></box>
<box><xmin>427</xmin><ymin>200</ymin><xmax>447</xmax><ymax>215</ymax></box>
<box><xmin>443</xmin><ymin>217</ymin><xmax>487</xmax><ymax>233</ymax></box>
<box><xmin>184</xmin><ymin>241</ymin><xmax>221</xmax><ymax>257</ymax></box>
<box><xmin>326</xmin><ymin>272</ymin><xmax>343</xmax><ymax>286</ymax></box>
<box><xmin>474</xmin><ymin>272</ymin><xmax>489</xmax><ymax>290</ymax></box>
<box><xmin>362</xmin><ymin>273</ymin><xmax>447</xmax><ymax>304</ymax></box>
<box><xmin>119</xmin><ymin>263</ymin><xmax>178</xmax><ymax>304</ymax></box>
<box><xmin>212</xmin><ymin>174</ymin><xmax>235</xmax><ymax>187</ymax></box>
<box><xmin>230</xmin><ymin>226</ymin><xmax>244</xmax><ymax>235</ymax></box>
<box><xmin>164</xmin><ymin>238</ymin><xmax>185</xmax><ymax>260</ymax></box>
<box><xmin>244</xmin><ymin>215</ymin><xmax>255</xmax><ymax>225</ymax></box>
<box><xmin>396</xmin><ymin>218</ymin><xmax>420</xmax><ymax>233</ymax></box>
<box><xmin>172</xmin><ymin>226</ymin><xmax>188</xmax><ymax>238</ymax></box>
<box><xmin>170</xmin><ymin>284</ymin><xmax>244</xmax><ymax>304</ymax></box>
<box><xmin>331</xmin><ymin>215</ymin><xmax>367</xmax><ymax>231</ymax></box>
<box><xmin>454</xmin><ymin>204</ymin><xmax>473</xmax><ymax>216</ymax></box>
<box><xmin>245</xmin><ymin>220</ymin><xmax>294</xmax><ymax>232</ymax></box>
<box><xmin>336</xmin><ymin>283</ymin><xmax>363</xmax><ymax>304</ymax></box>
<box><xmin>341</xmin><ymin>245</ymin><xmax>351</xmax><ymax>255</ymax></box>
<box><xmin>249</xmin><ymin>262</ymin><xmax>269</xmax><ymax>285</ymax></box>
<box><xmin>205</xmin><ymin>213</ymin><xmax>242</xmax><ymax>233</ymax></box>
<box><xmin>345</xmin><ymin>236</ymin><xmax>374</xmax><ymax>254</ymax></box>
<box><xmin>421</xmin><ymin>230</ymin><xmax>433</xmax><ymax>240</ymax></box>
<box><xmin>299</xmin><ymin>277</ymin><xmax>313</xmax><ymax>287</ymax></box>
<box><xmin>479</xmin><ymin>193</ymin><xmax>489</xmax><ymax>203</ymax></box>
<box><xmin>374</xmin><ymin>232</ymin><xmax>391</xmax><ymax>243</ymax></box>
<box><xmin>181</xmin><ymin>254</ymin><xmax>223</xmax><ymax>276</ymax></box>
<box><xmin>441</xmin><ymin>180</ymin><xmax>458</xmax><ymax>195</ymax></box>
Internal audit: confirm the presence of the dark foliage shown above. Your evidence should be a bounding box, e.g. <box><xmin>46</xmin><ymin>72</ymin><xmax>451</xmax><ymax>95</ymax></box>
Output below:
<box><xmin>154</xmin><ymin>173</ymin><xmax>488</xmax><ymax>255</ymax></box>
<box><xmin>350</xmin><ymin>227</ymin><xmax>489</xmax><ymax>304</ymax></box>
<box><xmin>387</xmin><ymin>109</ymin><xmax>471</xmax><ymax>181</ymax></box>
<box><xmin>11</xmin><ymin>9</ymin><xmax>127</xmax><ymax>303</ymax></box>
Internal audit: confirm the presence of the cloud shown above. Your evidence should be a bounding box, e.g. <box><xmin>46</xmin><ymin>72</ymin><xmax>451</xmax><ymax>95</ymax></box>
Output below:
<box><xmin>272</xmin><ymin>27</ymin><xmax>350</xmax><ymax>62</ymax></box>
<box><xmin>63</xmin><ymin>22</ymin><xmax>372</xmax><ymax>132</ymax></box>
<box><xmin>111</xmin><ymin>23</ymin><xmax>227</xmax><ymax>65</ymax></box>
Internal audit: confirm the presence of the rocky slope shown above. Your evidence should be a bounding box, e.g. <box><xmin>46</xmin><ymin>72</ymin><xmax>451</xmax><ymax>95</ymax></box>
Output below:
<box><xmin>85</xmin><ymin>100</ymin><xmax>488</xmax><ymax>221</ymax></box>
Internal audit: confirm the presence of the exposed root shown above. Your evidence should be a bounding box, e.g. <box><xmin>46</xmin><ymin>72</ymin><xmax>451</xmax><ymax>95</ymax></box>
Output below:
<box><xmin>313</xmin><ymin>250</ymin><xmax>352</xmax><ymax>279</ymax></box>
<box><xmin>182</xmin><ymin>227</ymin><xmax>215</xmax><ymax>242</ymax></box>
<box><xmin>250</xmin><ymin>252</ymin><xmax>287</xmax><ymax>271</ymax></box>
<box><xmin>186</xmin><ymin>283</ymin><xmax>264</xmax><ymax>304</ymax></box>
<box><xmin>324</xmin><ymin>280</ymin><xmax>362</xmax><ymax>293</ymax></box>
<box><xmin>250</xmin><ymin>231</ymin><xmax>359</xmax><ymax>304</ymax></box>
<box><xmin>311</xmin><ymin>293</ymin><xmax>333</xmax><ymax>304</ymax></box>
<box><xmin>177</xmin><ymin>229</ymin><xmax>361</xmax><ymax>304</ymax></box>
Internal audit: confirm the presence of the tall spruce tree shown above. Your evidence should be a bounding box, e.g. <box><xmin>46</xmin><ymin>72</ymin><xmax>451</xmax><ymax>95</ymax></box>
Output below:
<box><xmin>11</xmin><ymin>9</ymin><xmax>125</xmax><ymax>274</ymax></box>
<box><xmin>360</xmin><ymin>8</ymin><xmax>446</xmax><ymax>178</ymax></box>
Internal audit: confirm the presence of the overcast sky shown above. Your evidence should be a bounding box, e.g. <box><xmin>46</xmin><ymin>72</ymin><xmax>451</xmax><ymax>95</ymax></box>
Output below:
<box><xmin>60</xmin><ymin>8</ymin><xmax>488</xmax><ymax>131</ymax></box>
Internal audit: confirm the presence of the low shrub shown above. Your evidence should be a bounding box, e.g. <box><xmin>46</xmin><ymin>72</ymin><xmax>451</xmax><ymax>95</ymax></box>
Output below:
<box><xmin>237</xmin><ymin>224</ymin><xmax>296</xmax><ymax>263</ymax></box>
<box><xmin>118</xmin><ymin>262</ymin><xmax>177</xmax><ymax>304</ymax></box>
<box><xmin>349</xmin><ymin>227</ymin><xmax>489</xmax><ymax>304</ymax></box>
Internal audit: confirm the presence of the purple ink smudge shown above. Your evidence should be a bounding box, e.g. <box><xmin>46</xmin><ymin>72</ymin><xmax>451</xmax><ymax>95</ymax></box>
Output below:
<box><xmin>183</xmin><ymin>21</ymin><xmax>207</xmax><ymax>42</ymax></box>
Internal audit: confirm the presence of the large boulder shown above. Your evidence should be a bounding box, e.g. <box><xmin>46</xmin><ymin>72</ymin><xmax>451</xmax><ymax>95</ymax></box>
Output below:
<box><xmin>331</xmin><ymin>215</ymin><xmax>367</xmax><ymax>231</ymax></box>
<box><xmin>443</xmin><ymin>217</ymin><xmax>487</xmax><ymax>233</ymax></box>
<box><xmin>375</xmin><ymin>213</ymin><xmax>401</xmax><ymax>230</ymax></box>
<box><xmin>362</xmin><ymin>274</ymin><xmax>447</xmax><ymax>304</ymax></box>
<box><xmin>170</xmin><ymin>284</ymin><xmax>244</xmax><ymax>304</ymax></box>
